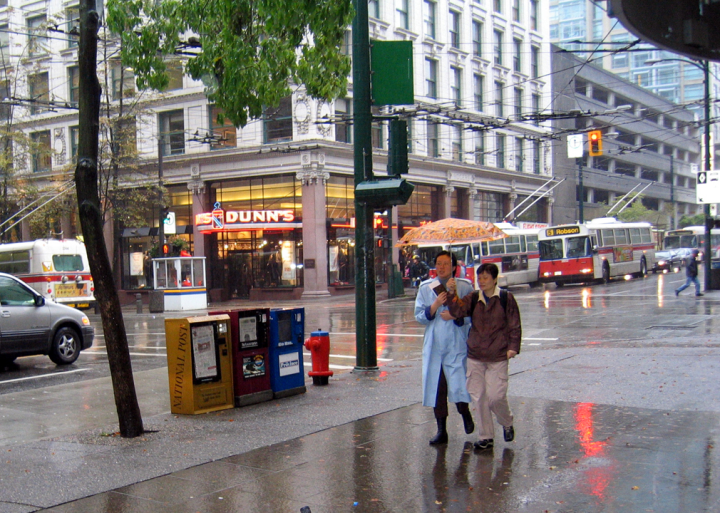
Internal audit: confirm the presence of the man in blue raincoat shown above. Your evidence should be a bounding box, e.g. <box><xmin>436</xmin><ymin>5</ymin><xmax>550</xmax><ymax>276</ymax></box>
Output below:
<box><xmin>415</xmin><ymin>250</ymin><xmax>475</xmax><ymax>445</ymax></box>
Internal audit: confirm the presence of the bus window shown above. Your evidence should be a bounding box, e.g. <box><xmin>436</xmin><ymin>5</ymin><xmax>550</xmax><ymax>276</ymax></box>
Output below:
<box><xmin>471</xmin><ymin>243</ymin><xmax>482</xmax><ymax>264</ymax></box>
<box><xmin>601</xmin><ymin>229</ymin><xmax>614</xmax><ymax>246</ymax></box>
<box><xmin>526</xmin><ymin>234</ymin><xmax>538</xmax><ymax>252</ymax></box>
<box><xmin>52</xmin><ymin>254</ymin><xmax>84</xmax><ymax>272</ymax></box>
<box><xmin>566</xmin><ymin>236</ymin><xmax>591</xmax><ymax>258</ymax></box>
<box><xmin>614</xmin><ymin>229</ymin><xmax>628</xmax><ymax>245</ymax></box>
<box><xmin>641</xmin><ymin>228</ymin><xmax>653</xmax><ymax>244</ymax></box>
<box><xmin>489</xmin><ymin>239</ymin><xmax>505</xmax><ymax>255</ymax></box>
<box><xmin>505</xmin><ymin>236</ymin><xmax>521</xmax><ymax>254</ymax></box>
<box><xmin>0</xmin><ymin>250</ymin><xmax>31</xmax><ymax>274</ymax></box>
<box><xmin>629</xmin><ymin>228</ymin><xmax>641</xmax><ymax>244</ymax></box>
<box><xmin>539</xmin><ymin>239</ymin><xmax>563</xmax><ymax>260</ymax></box>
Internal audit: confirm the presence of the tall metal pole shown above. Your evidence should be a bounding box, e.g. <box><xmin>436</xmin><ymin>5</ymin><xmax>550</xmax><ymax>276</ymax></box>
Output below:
<box><xmin>670</xmin><ymin>154</ymin><xmax>675</xmax><ymax>230</ymax></box>
<box><xmin>157</xmin><ymin>135</ymin><xmax>165</xmax><ymax>250</ymax></box>
<box><xmin>577</xmin><ymin>157</ymin><xmax>584</xmax><ymax>223</ymax></box>
<box><xmin>704</xmin><ymin>61</ymin><xmax>713</xmax><ymax>291</ymax></box>
<box><xmin>352</xmin><ymin>0</ymin><xmax>378</xmax><ymax>370</ymax></box>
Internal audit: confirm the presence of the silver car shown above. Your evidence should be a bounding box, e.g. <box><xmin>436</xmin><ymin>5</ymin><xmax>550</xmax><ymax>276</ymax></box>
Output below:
<box><xmin>0</xmin><ymin>272</ymin><xmax>94</xmax><ymax>366</ymax></box>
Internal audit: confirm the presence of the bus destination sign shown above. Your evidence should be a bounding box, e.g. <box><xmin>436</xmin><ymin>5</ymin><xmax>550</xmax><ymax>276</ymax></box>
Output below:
<box><xmin>545</xmin><ymin>226</ymin><xmax>581</xmax><ymax>237</ymax></box>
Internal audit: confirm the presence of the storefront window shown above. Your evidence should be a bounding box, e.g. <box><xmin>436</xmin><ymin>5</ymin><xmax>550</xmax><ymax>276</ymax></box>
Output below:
<box><xmin>326</xmin><ymin>175</ymin><xmax>356</xmax><ymax>286</ymax></box>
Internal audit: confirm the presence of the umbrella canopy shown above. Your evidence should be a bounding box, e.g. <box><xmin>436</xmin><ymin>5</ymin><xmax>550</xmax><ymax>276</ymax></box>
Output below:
<box><xmin>396</xmin><ymin>218</ymin><xmax>507</xmax><ymax>247</ymax></box>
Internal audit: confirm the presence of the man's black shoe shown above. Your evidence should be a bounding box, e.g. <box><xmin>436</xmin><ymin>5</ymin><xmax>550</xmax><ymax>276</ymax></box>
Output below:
<box><xmin>697</xmin><ymin>293</ymin><xmax>704</xmax><ymax>296</ymax></box>
<box><xmin>503</xmin><ymin>425</ymin><xmax>515</xmax><ymax>442</ymax></box>
<box><xmin>473</xmin><ymin>439</ymin><xmax>493</xmax><ymax>450</ymax></box>
<box><xmin>675</xmin><ymin>290</ymin><xmax>680</xmax><ymax>296</ymax></box>
<box><xmin>429</xmin><ymin>417</ymin><xmax>448</xmax><ymax>445</ymax></box>
<box><xmin>462</xmin><ymin>411</ymin><xmax>475</xmax><ymax>434</ymax></box>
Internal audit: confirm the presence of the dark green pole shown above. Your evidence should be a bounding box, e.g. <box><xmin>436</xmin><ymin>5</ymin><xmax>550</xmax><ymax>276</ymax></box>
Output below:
<box><xmin>352</xmin><ymin>0</ymin><xmax>378</xmax><ymax>370</ymax></box>
<box><xmin>577</xmin><ymin>157</ymin><xmax>584</xmax><ymax>223</ymax></box>
<box><xmin>704</xmin><ymin>60</ymin><xmax>713</xmax><ymax>291</ymax></box>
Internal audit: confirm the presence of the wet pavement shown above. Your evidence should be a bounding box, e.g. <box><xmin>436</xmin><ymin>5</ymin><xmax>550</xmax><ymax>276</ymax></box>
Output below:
<box><xmin>1</xmin><ymin>276</ymin><xmax>720</xmax><ymax>512</ymax></box>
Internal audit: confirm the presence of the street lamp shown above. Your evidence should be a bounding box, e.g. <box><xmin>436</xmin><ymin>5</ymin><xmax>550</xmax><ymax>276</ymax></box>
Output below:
<box><xmin>646</xmin><ymin>58</ymin><xmax>713</xmax><ymax>290</ymax></box>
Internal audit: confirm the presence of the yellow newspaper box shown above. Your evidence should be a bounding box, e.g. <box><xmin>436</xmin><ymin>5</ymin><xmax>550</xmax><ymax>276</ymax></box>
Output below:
<box><xmin>165</xmin><ymin>315</ymin><xmax>234</xmax><ymax>414</ymax></box>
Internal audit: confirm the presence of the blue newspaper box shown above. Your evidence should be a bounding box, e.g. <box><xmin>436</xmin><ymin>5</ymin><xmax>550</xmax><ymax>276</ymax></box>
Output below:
<box><xmin>268</xmin><ymin>308</ymin><xmax>307</xmax><ymax>398</ymax></box>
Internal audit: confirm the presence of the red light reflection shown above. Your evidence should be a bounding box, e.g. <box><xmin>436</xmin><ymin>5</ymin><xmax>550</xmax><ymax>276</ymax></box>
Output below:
<box><xmin>574</xmin><ymin>402</ymin><xmax>612</xmax><ymax>502</ymax></box>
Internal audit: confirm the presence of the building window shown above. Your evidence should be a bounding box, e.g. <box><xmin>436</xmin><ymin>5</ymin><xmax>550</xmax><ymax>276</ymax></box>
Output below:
<box><xmin>514</xmin><ymin>87</ymin><xmax>523</xmax><ymax>119</ymax></box>
<box><xmin>424</xmin><ymin>0</ymin><xmax>436</xmax><ymax>38</ymax></box>
<box><xmin>66</xmin><ymin>6</ymin><xmax>79</xmax><ymax>49</ymax></box>
<box><xmin>495</xmin><ymin>81</ymin><xmax>504</xmax><ymax>118</ymax></box>
<box><xmin>111</xmin><ymin>64</ymin><xmax>135</xmax><ymax>100</ymax></box>
<box><xmin>369</xmin><ymin>0</ymin><xmax>379</xmax><ymax>18</ymax></box>
<box><xmin>209</xmin><ymin>105</ymin><xmax>237</xmax><ymax>150</ymax></box>
<box><xmin>27</xmin><ymin>15</ymin><xmax>48</xmax><ymax>57</ymax></box>
<box><xmin>263</xmin><ymin>96</ymin><xmax>293</xmax><ymax>143</ymax></box>
<box><xmin>164</xmin><ymin>61</ymin><xmax>184</xmax><ymax>91</ymax></box>
<box><xmin>474</xmin><ymin>74</ymin><xmax>484</xmax><ymax>111</ymax></box>
<box><xmin>533</xmin><ymin>140</ymin><xmax>541</xmax><ymax>174</ymax></box>
<box><xmin>513</xmin><ymin>38</ymin><xmax>522</xmax><ymax>72</ymax></box>
<box><xmin>531</xmin><ymin>46</ymin><xmax>539</xmax><ymax>78</ymax></box>
<box><xmin>425</xmin><ymin>58</ymin><xmax>437</xmax><ymax>98</ymax></box>
<box><xmin>116</xmin><ymin>117</ymin><xmax>137</xmax><ymax>156</ymax></box>
<box><xmin>475</xmin><ymin>131</ymin><xmax>485</xmax><ymax>165</ymax></box>
<box><xmin>31</xmin><ymin>130</ymin><xmax>51</xmax><ymax>172</ymax></box>
<box><xmin>396</xmin><ymin>0</ymin><xmax>409</xmax><ymax>29</ymax></box>
<box><xmin>512</xmin><ymin>0</ymin><xmax>520</xmax><ymax>22</ymax></box>
<box><xmin>68</xmin><ymin>66</ymin><xmax>79</xmax><ymax>106</ymax></box>
<box><xmin>451</xmin><ymin>66</ymin><xmax>462</xmax><ymax>107</ymax></box>
<box><xmin>452</xmin><ymin>125</ymin><xmax>463</xmax><ymax>161</ymax></box>
<box><xmin>515</xmin><ymin>137</ymin><xmax>524</xmax><ymax>171</ymax></box>
<box><xmin>494</xmin><ymin>30</ymin><xmax>503</xmax><ymax>66</ymax></box>
<box><xmin>334</xmin><ymin>98</ymin><xmax>352</xmax><ymax>143</ymax></box>
<box><xmin>371</xmin><ymin>110</ymin><xmax>383</xmax><ymax>149</ymax></box>
<box><xmin>0</xmin><ymin>24</ymin><xmax>8</xmax><ymax>51</ymax></box>
<box><xmin>159</xmin><ymin>109</ymin><xmax>185</xmax><ymax>156</ymax></box>
<box><xmin>28</xmin><ymin>72</ymin><xmax>49</xmax><ymax>115</ymax></box>
<box><xmin>496</xmin><ymin>133</ymin><xmax>505</xmax><ymax>168</ymax></box>
<box><xmin>472</xmin><ymin>20</ymin><xmax>482</xmax><ymax>57</ymax></box>
<box><xmin>427</xmin><ymin>121</ymin><xmax>439</xmax><ymax>157</ymax></box>
<box><xmin>494</xmin><ymin>0</ymin><xmax>502</xmax><ymax>13</ymax></box>
<box><xmin>530</xmin><ymin>0</ymin><xmax>538</xmax><ymax>30</ymax></box>
<box><xmin>0</xmin><ymin>80</ymin><xmax>9</xmax><ymax>121</ymax></box>
<box><xmin>532</xmin><ymin>93</ymin><xmax>541</xmax><ymax>125</ymax></box>
<box><xmin>70</xmin><ymin>126</ymin><xmax>79</xmax><ymax>163</ymax></box>
<box><xmin>449</xmin><ymin>11</ymin><xmax>461</xmax><ymax>49</ymax></box>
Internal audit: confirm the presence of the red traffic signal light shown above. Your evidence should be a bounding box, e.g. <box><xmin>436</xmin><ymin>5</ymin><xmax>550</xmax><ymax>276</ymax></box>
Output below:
<box><xmin>162</xmin><ymin>244</ymin><xmax>170</xmax><ymax>255</ymax></box>
<box><xmin>588</xmin><ymin>130</ymin><xmax>603</xmax><ymax>156</ymax></box>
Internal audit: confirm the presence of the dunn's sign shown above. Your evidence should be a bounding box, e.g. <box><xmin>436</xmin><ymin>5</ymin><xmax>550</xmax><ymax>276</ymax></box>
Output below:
<box><xmin>195</xmin><ymin>204</ymin><xmax>299</xmax><ymax>233</ymax></box>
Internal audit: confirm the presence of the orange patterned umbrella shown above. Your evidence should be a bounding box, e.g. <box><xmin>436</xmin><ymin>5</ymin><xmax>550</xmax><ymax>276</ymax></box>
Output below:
<box><xmin>396</xmin><ymin>218</ymin><xmax>506</xmax><ymax>247</ymax></box>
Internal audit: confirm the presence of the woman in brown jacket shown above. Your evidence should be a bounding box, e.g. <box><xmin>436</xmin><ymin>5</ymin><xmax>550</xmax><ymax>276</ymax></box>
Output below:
<box><xmin>445</xmin><ymin>262</ymin><xmax>522</xmax><ymax>451</ymax></box>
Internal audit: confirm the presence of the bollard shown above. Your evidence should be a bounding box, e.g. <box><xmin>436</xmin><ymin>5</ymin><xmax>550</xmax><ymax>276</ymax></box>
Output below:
<box><xmin>135</xmin><ymin>293</ymin><xmax>143</xmax><ymax>314</ymax></box>
<box><xmin>304</xmin><ymin>330</ymin><xmax>333</xmax><ymax>386</ymax></box>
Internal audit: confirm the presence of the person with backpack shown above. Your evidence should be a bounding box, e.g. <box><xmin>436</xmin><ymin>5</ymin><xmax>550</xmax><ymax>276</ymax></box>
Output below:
<box><xmin>415</xmin><ymin>251</ymin><xmax>475</xmax><ymax>445</ymax></box>
<box><xmin>445</xmin><ymin>262</ymin><xmax>522</xmax><ymax>451</ymax></box>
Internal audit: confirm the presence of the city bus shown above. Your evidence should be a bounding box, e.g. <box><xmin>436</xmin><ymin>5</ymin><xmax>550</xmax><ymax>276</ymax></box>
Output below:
<box><xmin>412</xmin><ymin>223</ymin><xmax>544</xmax><ymax>288</ymax></box>
<box><xmin>537</xmin><ymin>217</ymin><xmax>655</xmax><ymax>286</ymax></box>
<box><xmin>0</xmin><ymin>239</ymin><xmax>95</xmax><ymax>309</ymax></box>
<box><xmin>663</xmin><ymin>226</ymin><xmax>720</xmax><ymax>256</ymax></box>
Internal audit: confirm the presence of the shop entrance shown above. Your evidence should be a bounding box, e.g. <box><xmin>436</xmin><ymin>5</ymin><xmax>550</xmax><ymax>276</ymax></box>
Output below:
<box><xmin>227</xmin><ymin>251</ymin><xmax>254</xmax><ymax>299</ymax></box>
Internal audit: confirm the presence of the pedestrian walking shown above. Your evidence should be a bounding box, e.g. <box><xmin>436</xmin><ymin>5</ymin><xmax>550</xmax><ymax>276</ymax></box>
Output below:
<box><xmin>409</xmin><ymin>255</ymin><xmax>430</xmax><ymax>291</ymax></box>
<box><xmin>675</xmin><ymin>249</ymin><xmax>703</xmax><ymax>297</ymax></box>
<box><xmin>445</xmin><ymin>262</ymin><xmax>522</xmax><ymax>451</ymax></box>
<box><xmin>415</xmin><ymin>251</ymin><xmax>475</xmax><ymax>445</ymax></box>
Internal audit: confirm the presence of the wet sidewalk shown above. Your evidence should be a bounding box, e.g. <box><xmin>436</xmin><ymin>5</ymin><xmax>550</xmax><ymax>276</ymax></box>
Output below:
<box><xmin>0</xmin><ymin>351</ymin><xmax>717</xmax><ymax>513</ymax></box>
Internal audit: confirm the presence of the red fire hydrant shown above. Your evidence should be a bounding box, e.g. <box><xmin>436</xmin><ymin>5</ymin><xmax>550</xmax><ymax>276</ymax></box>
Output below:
<box><xmin>304</xmin><ymin>330</ymin><xmax>333</xmax><ymax>386</ymax></box>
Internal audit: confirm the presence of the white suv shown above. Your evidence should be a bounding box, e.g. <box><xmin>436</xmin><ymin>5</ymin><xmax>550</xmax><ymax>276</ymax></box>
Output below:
<box><xmin>0</xmin><ymin>272</ymin><xmax>94</xmax><ymax>366</ymax></box>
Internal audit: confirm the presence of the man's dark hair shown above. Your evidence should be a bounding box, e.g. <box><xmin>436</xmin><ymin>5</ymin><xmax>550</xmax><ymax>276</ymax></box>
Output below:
<box><xmin>435</xmin><ymin>250</ymin><xmax>457</xmax><ymax>269</ymax></box>
<box><xmin>477</xmin><ymin>262</ymin><xmax>499</xmax><ymax>279</ymax></box>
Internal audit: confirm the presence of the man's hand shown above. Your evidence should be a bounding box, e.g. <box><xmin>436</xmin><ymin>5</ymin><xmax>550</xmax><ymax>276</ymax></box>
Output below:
<box><xmin>507</xmin><ymin>350</ymin><xmax>517</xmax><ymax>359</ymax></box>
<box><xmin>446</xmin><ymin>278</ymin><xmax>456</xmax><ymax>294</ymax></box>
<box><xmin>439</xmin><ymin>310</ymin><xmax>455</xmax><ymax>321</ymax></box>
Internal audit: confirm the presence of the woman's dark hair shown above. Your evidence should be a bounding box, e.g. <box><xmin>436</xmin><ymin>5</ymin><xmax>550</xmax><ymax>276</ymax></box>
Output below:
<box><xmin>477</xmin><ymin>262</ymin><xmax>499</xmax><ymax>279</ymax></box>
<box><xmin>435</xmin><ymin>250</ymin><xmax>457</xmax><ymax>269</ymax></box>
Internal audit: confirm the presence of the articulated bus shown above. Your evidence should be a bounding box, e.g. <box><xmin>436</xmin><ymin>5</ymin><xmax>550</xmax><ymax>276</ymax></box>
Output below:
<box><xmin>663</xmin><ymin>226</ymin><xmax>720</xmax><ymax>256</ymax></box>
<box><xmin>413</xmin><ymin>223</ymin><xmax>544</xmax><ymax>288</ymax></box>
<box><xmin>537</xmin><ymin>218</ymin><xmax>655</xmax><ymax>286</ymax></box>
<box><xmin>0</xmin><ymin>239</ymin><xmax>95</xmax><ymax>309</ymax></box>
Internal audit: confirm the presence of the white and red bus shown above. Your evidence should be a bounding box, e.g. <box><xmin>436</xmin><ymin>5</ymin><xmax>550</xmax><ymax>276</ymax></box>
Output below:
<box><xmin>537</xmin><ymin>217</ymin><xmax>655</xmax><ymax>286</ymax></box>
<box><xmin>663</xmin><ymin>226</ymin><xmax>720</xmax><ymax>256</ymax></box>
<box><xmin>0</xmin><ymin>239</ymin><xmax>95</xmax><ymax>309</ymax></box>
<box><xmin>412</xmin><ymin>223</ymin><xmax>544</xmax><ymax>288</ymax></box>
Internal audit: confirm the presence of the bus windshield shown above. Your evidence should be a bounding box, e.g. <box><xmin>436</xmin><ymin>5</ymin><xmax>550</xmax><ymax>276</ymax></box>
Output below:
<box><xmin>566</xmin><ymin>236</ymin><xmax>592</xmax><ymax>258</ymax></box>
<box><xmin>53</xmin><ymin>254</ymin><xmax>84</xmax><ymax>272</ymax></box>
<box><xmin>663</xmin><ymin>235</ymin><xmax>697</xmax><ymax>249</ymax></box>
<box><xmin>538</xmin><ymin>239</ymin><xmax>564</xmax><ymax>260</ymax></box>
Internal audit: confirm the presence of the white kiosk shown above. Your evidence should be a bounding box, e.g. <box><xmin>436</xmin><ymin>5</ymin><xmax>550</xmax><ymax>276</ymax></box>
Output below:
<box><xmin>153</xmin><ymin>257</ymin><xmax>207</xmax><ymax>311</ymax></box>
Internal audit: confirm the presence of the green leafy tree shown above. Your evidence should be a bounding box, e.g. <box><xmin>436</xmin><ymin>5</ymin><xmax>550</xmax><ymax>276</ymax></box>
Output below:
<box><xmin>106</xmin><ymin>0</ymin><xmax>353</xmax><ymax>128</ymax></box>
<box><xmin>679</xmin><ymin>213</ymin><xmax>706</xmax><ymax>227</ymax></box>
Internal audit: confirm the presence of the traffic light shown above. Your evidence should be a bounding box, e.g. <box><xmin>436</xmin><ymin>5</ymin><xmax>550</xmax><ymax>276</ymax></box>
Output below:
<box><xmin>388</xmin><ymin>119</ymin><xmax>409</xmax><ymax>176</ymax></box>
<box><xmin>162</xmin><ymin>243</ymin><xmax>170</xmax><ymax>256</ymax></box>
<box><xmin>161</xmin><ymin>207</ymin><xmax>170</xmax><ymax>222</ymax></box>
<box><xmin>588</xmin><ymin>130</ymin><xmax>603</xmax><ymax>156</ymax></box>
<box><xmin>355</xmin><ymin>178</ymin><xmax>415</xmax><ymax>209</ymax></box>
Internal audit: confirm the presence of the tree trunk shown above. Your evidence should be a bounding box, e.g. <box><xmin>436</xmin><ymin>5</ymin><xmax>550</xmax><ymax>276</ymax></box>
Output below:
<box><xmin>76</xmin><ymin>0</ymin><xmax>143</xmax><ymax>438</ymax></box>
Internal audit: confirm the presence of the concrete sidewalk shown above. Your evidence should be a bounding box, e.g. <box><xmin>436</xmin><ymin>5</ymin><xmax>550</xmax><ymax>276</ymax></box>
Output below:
<box><xmin>0</xmin><ymin>343</ymin><xmax>718</xmax><ymax>512</ymax></box>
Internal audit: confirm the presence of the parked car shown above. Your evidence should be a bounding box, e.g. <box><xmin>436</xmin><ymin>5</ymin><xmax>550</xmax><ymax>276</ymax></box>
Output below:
<box><xmin>0</xmin><ymin>272</ymin><xmax>94</xmax><ymax>367</ymax></box>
